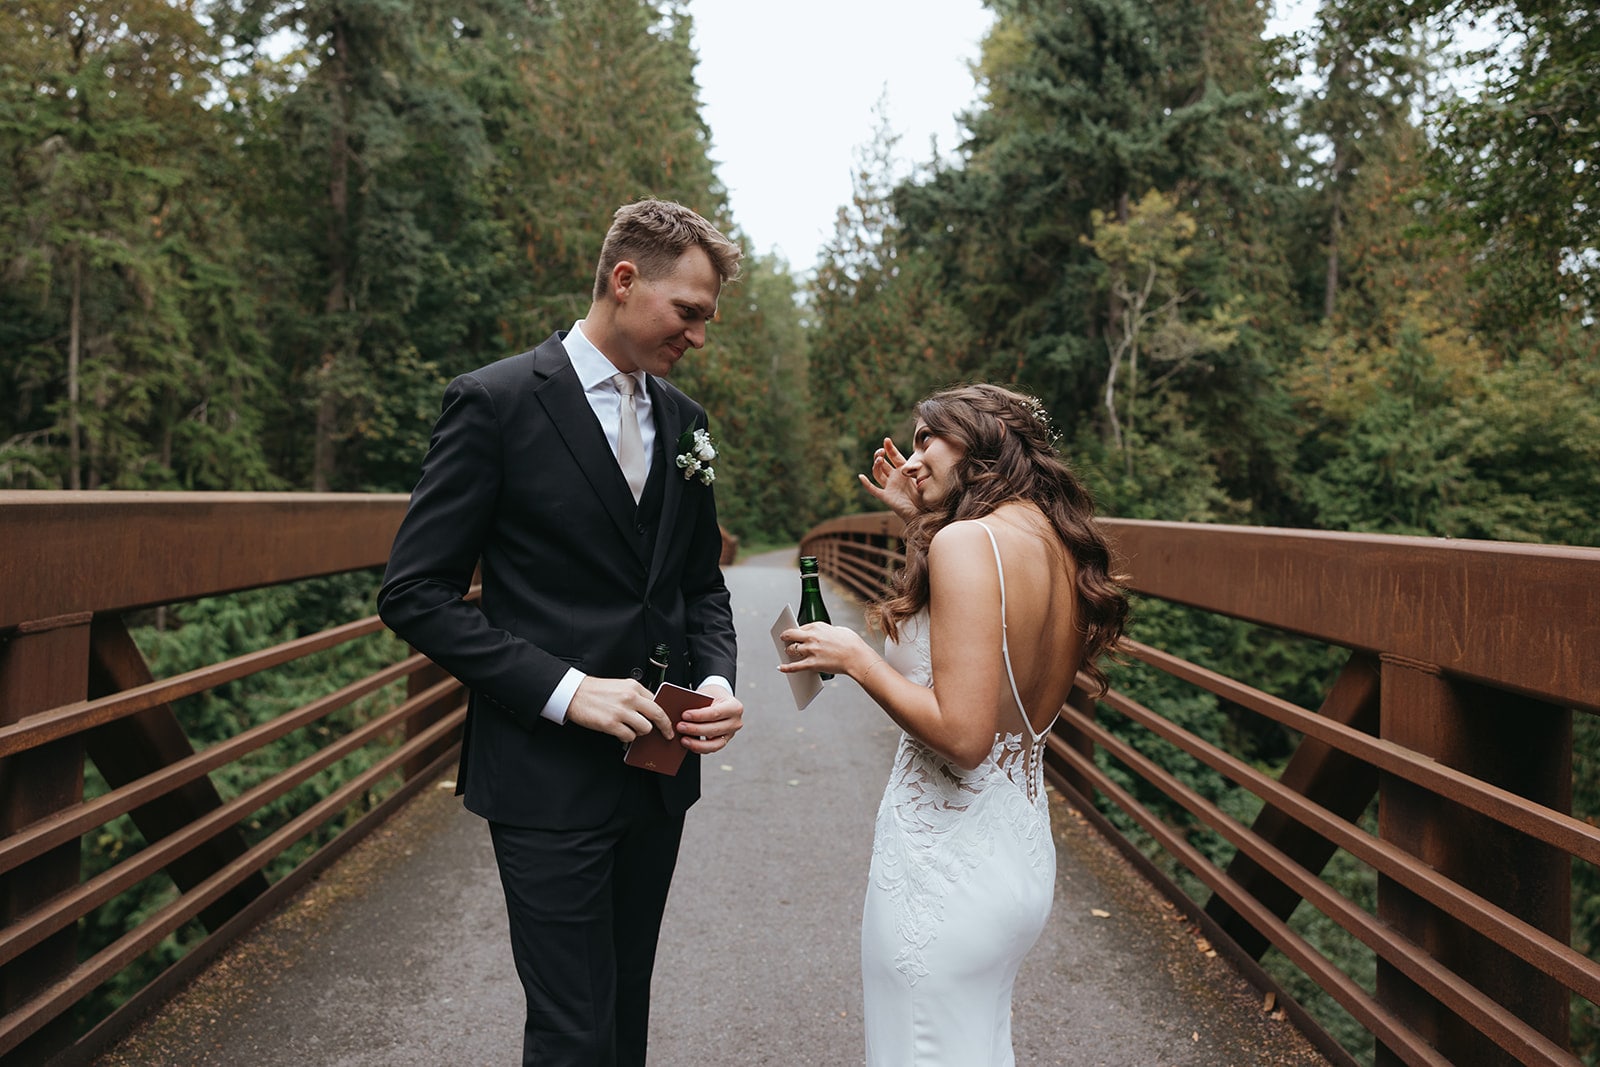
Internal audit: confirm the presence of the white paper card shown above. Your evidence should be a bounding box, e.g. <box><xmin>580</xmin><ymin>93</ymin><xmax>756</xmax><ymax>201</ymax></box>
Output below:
<box><xmin>770</xmin><ymin>604</ymin><xmax>824</xmax><ymax>711</ymax></box>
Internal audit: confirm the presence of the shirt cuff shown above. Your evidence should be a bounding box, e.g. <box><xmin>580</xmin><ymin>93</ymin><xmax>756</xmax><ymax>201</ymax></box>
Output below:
<box><xmin>697</xmin><ymin>675</ymin><xmax>733</xmax><ymax>696</ymax></box>
<box><xmin>541</xmin><ymin>668</ymin><xmax>585</xmax><ymax>724</ymax></box>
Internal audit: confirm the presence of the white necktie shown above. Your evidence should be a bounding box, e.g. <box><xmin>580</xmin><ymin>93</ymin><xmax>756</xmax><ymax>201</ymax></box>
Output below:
<box><xmin>612</xmin><ymin>373</ymin><xmax>647</xmax><ymax>503</ymax></box>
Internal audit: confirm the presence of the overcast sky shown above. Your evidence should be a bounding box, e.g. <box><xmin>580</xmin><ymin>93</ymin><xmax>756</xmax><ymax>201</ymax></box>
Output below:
<box><xmin>686</xmin><ymin>0</ymin><xmax>996</xmax><ymax>275</ymax></box>
<box><xmin>686</xmin><ymin>1</ymin><xmax>1320</xmax><ymax>276</ymax></box>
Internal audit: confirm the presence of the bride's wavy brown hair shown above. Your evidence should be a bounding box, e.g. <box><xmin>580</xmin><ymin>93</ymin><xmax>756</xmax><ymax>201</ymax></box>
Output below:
<box><xmin>872</xmin><ymin>384</ymin><xmax>1129</xmax><ymax>696</ymax></box>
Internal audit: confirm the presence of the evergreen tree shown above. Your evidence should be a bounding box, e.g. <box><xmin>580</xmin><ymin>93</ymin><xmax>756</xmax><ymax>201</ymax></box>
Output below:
<box><xmin>1298</xmin><ymin>0</ymin><xmax>1427</xmax><ymax>322</ymax></box>
<box><xmin>486</xmin><ymin>0</ymin><xmax>731</xmax><ymax>340</ymax></box>
<box><xmin>893</xmin><ymin>0</ymin><xmax>1301</xmax><ymax>520</ymax></box>
<box><xmin>219</xmin><ymin>0</ymin><xmax>518</xmax><ymax>491</ymax></box>
<box><xmin>1396</xmin><ymin>0</ymin><xmax>1599</xmax><ymax>325</ymax></box>
<box><xmin>809</xmin><ymin>105</ymin><xmax>971</xmax><ymax>521</ymax></box>
<box><xmin>671</xmin><ymin>252</ymin><xmax>813</xmax><ymax>544</ymax></box>
<box><xmin>0</xmin><ymin>0</ymin><xmax>273</xmax><ymax>490</ymax></box>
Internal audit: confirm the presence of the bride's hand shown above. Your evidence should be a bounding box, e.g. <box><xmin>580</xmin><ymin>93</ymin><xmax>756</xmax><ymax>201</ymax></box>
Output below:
<box><xmin>778</xmin><ymin>622</ymin><xmax>878</xmax><ymax>679</ymax></box>
<box><xmin>858</xmin><ymin>437</ymin><xmax>919</xmax><ymax>521</ymax></box>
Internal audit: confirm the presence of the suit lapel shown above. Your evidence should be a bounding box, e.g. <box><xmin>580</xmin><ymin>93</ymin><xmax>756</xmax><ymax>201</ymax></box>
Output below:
<box><xmin>646</xmin><ymin>376</ymin><xmax>686</xmax><ymax>590</ymax></box>
<box><xmin>530</xmin><ymin>337</ymin><xmax>639</xmax><ymax>548</ymax></box>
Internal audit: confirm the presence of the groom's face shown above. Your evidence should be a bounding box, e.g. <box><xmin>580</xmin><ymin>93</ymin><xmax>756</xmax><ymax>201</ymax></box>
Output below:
<box><xmin>610</xmin><ymin>246</ymin><xmax>722</xmax><ymax>377</ymax></box>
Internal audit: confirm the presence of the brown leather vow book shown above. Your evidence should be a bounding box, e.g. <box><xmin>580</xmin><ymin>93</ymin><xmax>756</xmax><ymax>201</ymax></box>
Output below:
<box><xmin>623</xmin><ymin>682</ymin><xmax>713</xmax><ymax>775</ymax></box>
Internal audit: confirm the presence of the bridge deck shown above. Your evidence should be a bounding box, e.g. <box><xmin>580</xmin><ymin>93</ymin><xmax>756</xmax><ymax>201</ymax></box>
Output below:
<box><xmin>97</xmin><ymin>553</ymin><xmax>1330</xmax><ymax>1066</ymax></box>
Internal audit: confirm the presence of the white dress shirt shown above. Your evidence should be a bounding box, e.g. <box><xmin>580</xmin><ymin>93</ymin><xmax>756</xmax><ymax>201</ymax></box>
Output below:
<box><xmin>538</xmin><ymin>322</ymin><xmax>731</xmax><ymax>724</ymax></box>
<box><xmin>565</xmin><ymin>321</ymin><xmax>656</xmax><ymax>475</ymax></box>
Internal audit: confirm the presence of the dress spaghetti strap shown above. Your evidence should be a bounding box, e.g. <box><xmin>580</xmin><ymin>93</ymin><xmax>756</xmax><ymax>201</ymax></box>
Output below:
<box><xmin>973</xmin><ymin>521</ymin><xmax>1059</xmax><ymax>742</ymax></box>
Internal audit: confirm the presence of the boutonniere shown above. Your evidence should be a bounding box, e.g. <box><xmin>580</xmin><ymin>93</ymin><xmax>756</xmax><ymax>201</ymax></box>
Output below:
<box><xmin>675</xmin><ymin>428</ymin><xmax>717</xmax><ymax>485</ymax></box>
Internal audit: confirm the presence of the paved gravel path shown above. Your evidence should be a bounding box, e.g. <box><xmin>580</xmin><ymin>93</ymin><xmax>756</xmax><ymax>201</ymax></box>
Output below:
<box><xmin>100</xmin><ymin>552</ymin><xmax>1331</xmax><ymax>1066</ymax></box>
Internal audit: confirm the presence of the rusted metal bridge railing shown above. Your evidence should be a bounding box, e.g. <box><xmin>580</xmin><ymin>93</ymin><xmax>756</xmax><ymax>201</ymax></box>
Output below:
<box><xmin>3</xmin><ymin>496</ymin><xmax>1596</xmax><ymax>1065</ymax></box>
<box><xmin>802</xmin><ymin>512</ymin><xmax>1600</xmax><ymax>1067</ymax></box>
<box><xmin>0</xmin><ymin>491</ymin><xmax>458</xmax><ymax>1066</ymax></box>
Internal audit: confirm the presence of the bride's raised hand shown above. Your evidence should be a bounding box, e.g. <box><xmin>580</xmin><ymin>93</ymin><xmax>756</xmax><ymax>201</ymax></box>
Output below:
<box><xmin>858</xmin><ymin>437</ymin><xmax>919</xmax><ymax>522</ymax></box>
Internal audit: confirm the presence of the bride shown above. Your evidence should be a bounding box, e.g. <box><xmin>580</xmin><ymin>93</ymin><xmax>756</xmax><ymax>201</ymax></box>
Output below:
<box><xmin>780</xmin><ymin>384</ymin><xmax>1128</xmax><ymax>1066</ymax></box>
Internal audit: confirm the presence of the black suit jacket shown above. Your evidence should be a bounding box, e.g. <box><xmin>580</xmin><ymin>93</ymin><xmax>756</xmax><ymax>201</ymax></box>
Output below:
<box><xmin>378</xmin><ymin>332</ymin><xmax>737</xmax><ymax>829</ymax></box>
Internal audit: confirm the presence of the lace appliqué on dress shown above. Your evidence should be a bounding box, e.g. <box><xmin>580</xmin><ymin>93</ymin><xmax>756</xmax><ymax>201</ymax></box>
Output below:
<box><xmin>871</xmin><ymin>731</ymin><xmax>1053</xmax><ymax>985</ymax></box>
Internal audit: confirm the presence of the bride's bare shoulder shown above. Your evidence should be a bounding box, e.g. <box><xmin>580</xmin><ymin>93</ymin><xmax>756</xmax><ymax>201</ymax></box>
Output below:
<box><xmin>928</xmin><ymin>519</ymin><xmax>994</xmax><ymax>550</ymax></box>
<box><xmin>927</xmin><ymin>522</ymin><xmax>1004</xmax><ymax>584</ymax></box>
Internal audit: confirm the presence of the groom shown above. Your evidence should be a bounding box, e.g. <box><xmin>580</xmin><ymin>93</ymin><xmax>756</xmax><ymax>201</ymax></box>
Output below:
<box><xmin>378</xmin><ymin>199</ymin><xmax>744</xmax><ymax>1066</ymax></box>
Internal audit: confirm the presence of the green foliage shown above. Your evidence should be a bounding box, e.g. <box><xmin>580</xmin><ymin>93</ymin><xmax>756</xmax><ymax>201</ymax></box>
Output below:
<box><xmin>1430</xmin><ymin>2</ymin><xmax>1598</xmax><ymax>324</ymax></box>
<box><xmin>807</xmin><ymin>105</ymin><xmax>974</xmax><ymax>523</ymax></box>
<box><xmin>1095</xmin><ymin>597</ymin><xmax>1347</xmax><ymax>866</ymax></box>
<box><xmin>892</xmin><ymin>0</ymin><xmax>1309</xmax><ymax>520</ymax></box>
<box><xmin>1291</xmin><ymin>307</ymin><xmax>1600</xmax><ymax>544</ymax></box>
<box><xmin>1082</xmin><ymin>189</ymin><xmax>1245</xmax><ymax>467</ymax></box>
<box><xmin>671</xmin><ymin>252</ymin><xmax>814</xmax><ymax>544</ymax></box>
<box><xmin>0</xmin><ymin>0</ymin><xmax>277</xmax><ymax>490</ymax></box>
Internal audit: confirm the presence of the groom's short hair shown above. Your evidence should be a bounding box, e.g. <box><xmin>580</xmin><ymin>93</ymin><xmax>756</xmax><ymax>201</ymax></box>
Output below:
<box><xmin>592</xmin><ymin>199</ymin><xmax>742</xmax><ymax>301</ymax></box>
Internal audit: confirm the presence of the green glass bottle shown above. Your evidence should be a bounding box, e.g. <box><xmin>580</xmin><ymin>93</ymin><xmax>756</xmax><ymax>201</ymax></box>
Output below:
<box><xmin>797</xmin><ymin>556</ymin><xmax>834</xmax><ymax>679</ymax></box>
<box><xmin>646</xmin><ymin>642</ymin><xmax>670</xmax><ymax>692</ymax></box>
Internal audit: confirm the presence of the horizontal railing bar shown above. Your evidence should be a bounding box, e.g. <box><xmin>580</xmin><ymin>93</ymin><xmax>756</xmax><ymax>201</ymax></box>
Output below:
<box><xmin>1120</xmin><ymin>639</ymin><xmax>1600</xmax><ymax>867</ymax></box>
<box><xmin>0</xmin><ymin>655</ymin><xmax>433</xmax><ymax>877</ymax></box>
<box><xmin>829</xmin><ymin>542</ymin><xmax>901</xmax><ymax>563</ymax></box>
<box><xmin>801</xmin><ymin>511</ymin><xmax>903</xmax><ymax>542</ymax></box>
<box><xmin>1064</xmin><ymin>717</ymin><xmax>1583</xmax><ymax>1067</ymax></box>
<box><xmin>0</xmin><ymin>705</ymin><xmax>465</xmax><ymax>1057</ymax></box>
<box><xmin>1093</xmin><ymin>682</ymin><xmax>1600</xmax><ymax>1004</ymax></box>
<box><xmin>808</xmin><ymin>515</ymin><xmax>1600</xmax><ymax>712</ymax></box>
<box><xmin>1103</xmin><ymin>520</ymin><xmax>1600</xmax><ymax>713</ymax></box>
<box><xmin>828</xmin><ymin>558</ymin><xmax>891</xmax><ymax>597</ymax></box>
<box><xmin>1044</xmin><ymin>738</ymin><xmax>1453</xmax><ymax>1067</ymax></box>
<box><xmin>0</xmin><ymin>612</ymin><xmax>390</xmax><ymax>759</ymax></box>
<box><xmin>829</xmin><ymin>550</ymin><xmax>897</xmax><ymax>576</ymax></box>
<box><xmin>0</xmin><ymin>491</ymin><xmax>409</xmax><ymax>628</ymax></box>
<box><xmin>0</xmin><ymin>676</ymin><xmax>460</xmax><ymax>969</ymax></box>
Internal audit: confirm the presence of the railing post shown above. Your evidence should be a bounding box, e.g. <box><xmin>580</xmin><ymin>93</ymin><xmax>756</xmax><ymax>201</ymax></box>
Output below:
<box><xmin>1375</xmin><ymin>655</ymin><xmax>1572</xmax><ymax>1066</ymax></box>
<box><xmin>0</xmin><ymin>613</ymin><xmax>91</xmax><ymax>1065</ymax></box>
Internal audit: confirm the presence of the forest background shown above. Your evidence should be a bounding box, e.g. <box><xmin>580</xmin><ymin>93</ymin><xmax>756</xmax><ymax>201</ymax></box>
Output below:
<box><xmin>2</xmin><ymin>0</ymin><xmax>1597</xmax><ymax>1061</ymax></box>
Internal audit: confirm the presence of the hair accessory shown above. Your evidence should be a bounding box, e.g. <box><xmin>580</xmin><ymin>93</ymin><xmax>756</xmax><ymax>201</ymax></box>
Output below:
<box><xmin>1019</xmin><ymin>393</ymin><xmax>1061</xmax><ymax>445</ymax></box>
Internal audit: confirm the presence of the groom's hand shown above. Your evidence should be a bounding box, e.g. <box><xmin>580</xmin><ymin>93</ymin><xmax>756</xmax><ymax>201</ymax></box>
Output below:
<box><xmin>566</xmin><ymin>676</ymin><xmax>674</xmax><ymax>742</ymax></box>
<box><xmin>678</xmin><ymin>683</ymin><xmax>743</xmax><ymax>754</ymax></box>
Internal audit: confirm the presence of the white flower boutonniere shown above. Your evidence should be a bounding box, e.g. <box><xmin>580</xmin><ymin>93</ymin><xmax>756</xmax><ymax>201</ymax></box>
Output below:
<box><xmin>676</xmin><ymin>428</ymin><xmax>717</xmax><ymax>485</ymax></box>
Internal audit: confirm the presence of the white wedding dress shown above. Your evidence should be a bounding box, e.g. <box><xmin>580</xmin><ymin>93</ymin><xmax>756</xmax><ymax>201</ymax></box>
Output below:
<box><xmin>861</xmin><ymin>522</ymin><xmax>1058</xmax><ymax>1066</ymax></box>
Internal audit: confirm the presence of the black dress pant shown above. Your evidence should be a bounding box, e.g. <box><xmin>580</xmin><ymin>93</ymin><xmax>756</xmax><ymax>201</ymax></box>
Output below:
<box><xmin>488</xmin><ymin>774</ymin><xmax>686</xmax><ymax>1067</ymax></box>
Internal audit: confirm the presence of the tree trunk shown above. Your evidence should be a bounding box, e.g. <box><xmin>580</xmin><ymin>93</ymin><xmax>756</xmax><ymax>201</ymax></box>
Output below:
<box><xmin>1325</xmin><ymin>170</ymin><xmax>1343</xmax><ymax>321</ymax></box>
<box><xmin>1102</xmin><ymin>188</ymin><xmax>1131</xmax><ymax>451</ymax></box>
<box><xmin>67</xmin><ymin>252</ymin><xmax>82</xmax><ymax>490</ymax></box>
<box><xmin>1103</xmin><ymin>340</ymin><xmax>1123</xmax><ymax>454</ymax></box>
<box><xmin>313</xmin><ymin>16</ymin><xmax>352</xmax><ymax>493</ymax></box>
<box><xmin>1324</xmin><ymin>53</ymin><xmax>1348</xmax><ymax>322</ymax></box>
<box><xmin>87</xmin><ymin>381</ymin><xmax>103</xmax><ymax>490</ymax></box>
